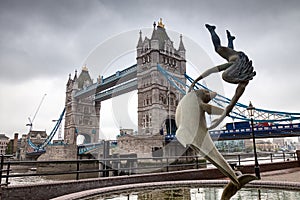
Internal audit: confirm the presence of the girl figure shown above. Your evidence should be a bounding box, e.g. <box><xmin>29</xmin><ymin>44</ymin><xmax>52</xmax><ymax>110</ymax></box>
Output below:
<box><xmin>189</xmin><ymin>24</ymin><xmax>256</xmax><ymax>129</ymax></box>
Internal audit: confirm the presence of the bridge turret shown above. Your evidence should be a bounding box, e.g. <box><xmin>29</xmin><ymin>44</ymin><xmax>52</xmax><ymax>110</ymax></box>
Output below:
<box><xmin>136</xmin><ymin>19</ymin><xmax>186</xmax><ymax>136</ymax></box>
<box><xmin>64</xmin><ymin>65</ymin><xmax>100</xmax><ymax>145</ymax></box>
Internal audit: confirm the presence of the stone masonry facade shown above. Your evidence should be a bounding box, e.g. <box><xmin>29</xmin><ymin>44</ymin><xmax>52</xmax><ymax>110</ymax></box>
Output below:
<box><xmin>64</xmin><ymin>67</ymin><xmax>100</xmax><ymax>145</ymax></box>
<box><xmin>136</xmin><ymin>19</ymin><xmax>186</xmax><ymax>136</ymax></box>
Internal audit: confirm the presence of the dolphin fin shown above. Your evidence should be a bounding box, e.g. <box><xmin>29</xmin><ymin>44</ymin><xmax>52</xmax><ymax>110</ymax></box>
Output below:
<box><xmin>221</xmin><ymin>174</ymin><xmax>258</xmax><ymax>200</ymax></box>
<box><xmin>238</xmin><ymin>174</ymin><xmax>257</xmax><ymax>187</ymax></box>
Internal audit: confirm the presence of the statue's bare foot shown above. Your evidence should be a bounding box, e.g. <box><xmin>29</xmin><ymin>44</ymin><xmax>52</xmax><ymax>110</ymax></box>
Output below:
<box><xmin>205</xmin><ymin>24</ymin><xmax>216</xmax><ymax>31</ymax></box>
<box><xmin>226</xmin><ymin>30</ymin><xmax>235</xmax><ymax>41</ymax></box>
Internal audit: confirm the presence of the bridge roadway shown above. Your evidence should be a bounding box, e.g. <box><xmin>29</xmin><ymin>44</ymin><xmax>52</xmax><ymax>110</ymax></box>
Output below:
<box><xmin>78</xmin><ymin>123</ymin><xmax>300</xmax><ymax>154</ymax></box>
<box><xmin>210</xmin><ymin>122</ymin><xmax>300</xmax><ymax>141</ymax></box>
<box><xmin>165</xmin><ymin>123</ymin><xmax>300</xmax><ymax>142</ymax></box>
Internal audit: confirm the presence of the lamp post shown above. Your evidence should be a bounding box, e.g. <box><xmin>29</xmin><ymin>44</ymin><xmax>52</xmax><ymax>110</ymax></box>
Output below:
<box><xmin>247</xmin><ymin>101</ymin><xmax>261</xmax><ymax>179</ymax></box>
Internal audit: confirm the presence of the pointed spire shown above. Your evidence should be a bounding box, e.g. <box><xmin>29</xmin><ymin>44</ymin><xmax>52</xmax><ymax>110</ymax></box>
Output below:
<box><xmin>178</xmin><ymin>34</ymin><xmax>185</xmax><ymax>51</ymax></box>
<box><xmin>151</xmin><ymin>21</ymin><xmax>158</xmax><ymax>40</ymax></box>
<box><xmin>67</xmin><ymin>73</ymin><xmax>72</xmax><ymax>86</ymax></box>
<box><xmin>137</xmin><ymin>30</ymin><xmax>143</xmax><ymax>48</ymax></box>
<box><xmin>73</xmin><ymin>69</ymin><xmax>77</xmax><ymax>80</ymax></box>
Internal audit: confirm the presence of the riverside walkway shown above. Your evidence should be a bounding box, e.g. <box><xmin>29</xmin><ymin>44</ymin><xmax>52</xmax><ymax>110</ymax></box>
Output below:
<box><xmin>260</xmin><ymin>167</ymin><xmax>300</xmax><ymax>182</ymax></box>
<box><xmin>1</xmin><ymin>161</ymin><xmax>300</xmax><ymax>200</ymax></box>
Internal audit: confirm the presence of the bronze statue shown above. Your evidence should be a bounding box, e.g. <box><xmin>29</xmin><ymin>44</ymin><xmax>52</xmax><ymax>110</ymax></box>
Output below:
<box><xmin>189</xmin><ymin>24</ymin><xmax>256</xmax><ymax>129</ymax></box>
<box><xmin>176</xmin><ymin>88</ymin><xmax>257</xmax><ymax>200</ymax></box>
<box><xmin>176</xmin><ymin>24</ymin><xmax>257</xmax><ymax>200</ymax></box>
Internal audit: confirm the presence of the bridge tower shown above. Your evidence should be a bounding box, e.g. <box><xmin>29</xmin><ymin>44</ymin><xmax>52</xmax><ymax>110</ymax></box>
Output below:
<box><xmin>136</xmin><ymin>19</ymin><xmax>186</xmax><ymax>136</ymax></box>
<box><xmin>64</xmin><ymin>66</ymin><xmax>100</xmax><ymax>145</ymax></box>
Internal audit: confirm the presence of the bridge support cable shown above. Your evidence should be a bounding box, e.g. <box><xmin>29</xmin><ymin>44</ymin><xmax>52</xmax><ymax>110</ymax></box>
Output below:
<box><xmin>157</xmin><ymin>64</ymin><xmax>187</xmax><ymax>95</ymax></box>
<box><xmin>186</xmin><ymin>73</ymin><xmax>300</xmax><ymax>123</ymax></box>
<box><xmin>27</xmin><ymin>108</ymin><xmax>66</xmax><ymax>151</ymax></box>
<box><xmin>185</xmin><ymin>73</ymin><xmax>300</xmax><ymax>123</ymax></box>
<box><xmin>157</xmin><ymin>64</ymin><xmax>300</xmax><ymax>123</ymax></box>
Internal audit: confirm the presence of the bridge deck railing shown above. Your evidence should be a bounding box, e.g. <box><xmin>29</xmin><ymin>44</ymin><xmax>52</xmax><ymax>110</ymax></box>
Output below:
<box><xmin>0</xmin><ymin>152</ymin><xmax>298</xmax><ymax>186</ymax></box>
<box><xmin>210</xmin><ymin>123</ymin><xmax>300</xmax><ymax>135</ymax></box>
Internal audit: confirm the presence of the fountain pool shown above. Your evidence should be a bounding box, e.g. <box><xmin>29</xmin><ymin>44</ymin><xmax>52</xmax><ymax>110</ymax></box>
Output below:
<box><xmin>52</xmin><ymin>180</ymin><xmax>300</xmax><ymax>200</ymax></box>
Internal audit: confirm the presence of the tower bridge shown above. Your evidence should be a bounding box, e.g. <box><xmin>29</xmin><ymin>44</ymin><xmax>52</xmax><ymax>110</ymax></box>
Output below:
<box><xmin>64</xmin><ymin>19</ymin><xmax>186</xmax><ymax>156</ymax></box>
<box><xmin>28</xmin><ymin>19</ymin><xmax>300</xmax><ymax>159</ymax></box>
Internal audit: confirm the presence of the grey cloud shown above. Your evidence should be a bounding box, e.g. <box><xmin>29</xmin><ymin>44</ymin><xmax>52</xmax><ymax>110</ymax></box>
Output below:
<box><xmin>0</xmin><ymin>0</ymin><xmax>114</xmax><ymax>82</ymax></box>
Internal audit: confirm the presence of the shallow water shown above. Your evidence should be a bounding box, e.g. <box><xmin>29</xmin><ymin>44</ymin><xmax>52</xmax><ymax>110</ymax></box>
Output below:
<box><xmin>88</xmin><ymin>187</ymin><xmax>300</xmax><ymax>200</ymax></box>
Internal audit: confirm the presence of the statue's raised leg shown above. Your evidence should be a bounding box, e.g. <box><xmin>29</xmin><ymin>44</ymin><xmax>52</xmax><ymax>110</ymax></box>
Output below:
<box><xmin>205</xmin><ymin>24</ymin><xmax>220</xmax><ymax>51</ymax></box>
<box><xmin>205</xmin><ymin>24</ymin><xmax>237</xmax><ymax>61</ymax></box>
<box><xmin>226</xmin><ymin>30</ymin><xmax>235</xmax><ymax>49</ymax></box>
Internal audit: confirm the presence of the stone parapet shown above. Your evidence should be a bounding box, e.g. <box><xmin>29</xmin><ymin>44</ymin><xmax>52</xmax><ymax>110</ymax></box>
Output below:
<box><xmin>37</xmin><ymin>145</ymin><xmax>77</xmax><ymax>161</ymax></box>
<box><xmin>2</xmin><ymin>161</ymin><xmax>299</xmax><ymax>200</ymax></box>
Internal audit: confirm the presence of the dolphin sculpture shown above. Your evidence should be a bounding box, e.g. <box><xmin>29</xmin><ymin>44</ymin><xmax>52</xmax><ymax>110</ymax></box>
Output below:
<box><xmin>175</xmin><ymin>89</ymin><xmax>257</xmax><ymax>200</ymax></box>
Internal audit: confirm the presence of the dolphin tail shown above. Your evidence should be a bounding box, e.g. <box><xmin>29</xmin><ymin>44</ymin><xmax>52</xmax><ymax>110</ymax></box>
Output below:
<box><xmin>221</xmin><ymin>174</ymin><xmax>258</xmax><ymax>200</ymax></box>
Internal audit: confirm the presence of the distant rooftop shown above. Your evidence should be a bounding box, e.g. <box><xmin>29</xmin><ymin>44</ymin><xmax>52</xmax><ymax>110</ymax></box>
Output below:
<box><xmin>0</xmin><ymin>134</ymin><xmax>9</xmax><ymax>140</ymax></box>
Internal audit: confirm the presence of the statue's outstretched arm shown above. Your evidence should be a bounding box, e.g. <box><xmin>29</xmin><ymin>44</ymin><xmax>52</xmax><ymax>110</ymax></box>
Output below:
<box><xmin>208</xmin><ymin>81</ymin><xmax>249</xmax><ymax>130</ymax></box>
<box><xmin>189</xmin><ymin>62</ymin><xmax>233</xmax><ymax>92</ymax></box>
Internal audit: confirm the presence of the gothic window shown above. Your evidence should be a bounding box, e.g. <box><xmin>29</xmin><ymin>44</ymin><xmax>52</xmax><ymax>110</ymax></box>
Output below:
<box><xmin>79</xmin><ymin>116</ymin><xmax>83</xmax><ymax>125</ymax></box>
<box><xmin>159</xmin><ymin>94</ymin><xmax>166</xmax><ymax>104</ymax></box>
<box><xmin>168</xmin><ymin>93</ymin><xmax>176</xmax><ymax>106</ymax></box>
<box><xmin>84</xmin><ymin>106</ymin><xmax>89</xmax><ymax>114</ymax></box>
<box><xmin>146</xmin><ymin>114</ymin><xmax>149</xmax><ymax>128</ymax></box>
<box><xmin>142</xmin><ymin>115</ymin><xmax>146</xmax><ymax>128</ymax></box>
<box><xmin>149</xmin><ymin>113</ymin><xmax>152</xmax><ymax>127</ymax></box>
<box><xmin>169</xmin><ymin>97</ymin><xmax>173</xmax><ymax>106</ymax></box>
<box><xmin>83</xmin><ymin>116</ymin><xmax>90</xmax><ymax>125</ymax></box>
<box><xmin>142</xmin><ymin>113</ymin><xmax>152</xmax><ymax>128</ymax></box>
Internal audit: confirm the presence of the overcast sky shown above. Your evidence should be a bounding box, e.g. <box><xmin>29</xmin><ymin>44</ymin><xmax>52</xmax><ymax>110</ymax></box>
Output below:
<box><xmin>1</xmin><ymin>0</ymin><xmax>300</xmax><ymax>140</ymax></box>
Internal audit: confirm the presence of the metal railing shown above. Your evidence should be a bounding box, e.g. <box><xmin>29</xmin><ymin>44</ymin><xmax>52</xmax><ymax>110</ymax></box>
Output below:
<box><xmin>0</xmin><ymin>152</ymin><xmax>297</xmax><ymax>186</ymax></box>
